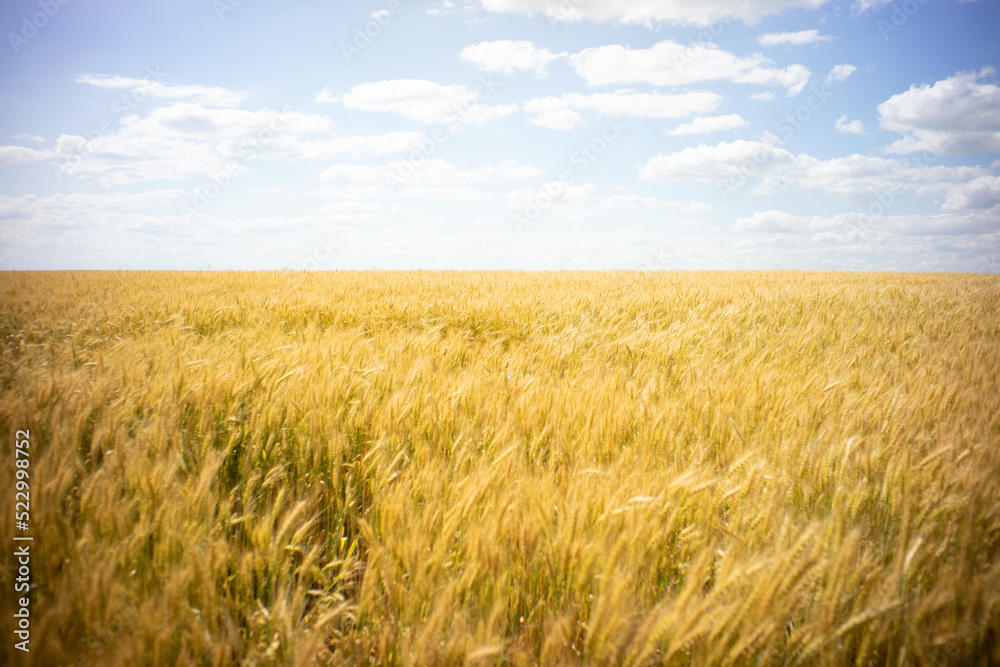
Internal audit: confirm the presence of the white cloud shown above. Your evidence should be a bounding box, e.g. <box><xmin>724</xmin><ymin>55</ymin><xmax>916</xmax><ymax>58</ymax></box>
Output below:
<box><xmin>641</xmin><ymin>135</ymin><xmax>992</xmax><ymax>205</ymax></box>
<box><xmin>598</xmin><ymin>194</ymin><xmax>713</xmax><ymax>214</ymax></box>
<box><xmin>666</xmin><ymin>114</ymin><xmax>747</xmax><ymax>135</ymax></box>
<box><xmin>504</xmin><ymin>182</ymin><xmax>599</xmax><ymax>222</ymax></box>
<box><xmin>120</xmin><ymin>102</ymin><xmax>427</xmax><ymax>161</ymax></box>
<box><xmin>569</xmin><ymin>41</ymin><xmax>811</xmax><ymax>96</ymax></box>
<box><xmin>770</xmin><ymin>153</ymin><xmax>990</xmax><ymax>204</ymax></box>
<box><xmin>0</xmin><ymin>145</ymin><xmax>53</xmax><ymax>165</ymax></box>
<box><xmin>11</xmin><ymin>134</ymin><xmax>44</xmax><ymax>143</ymax></box>
<box><xmin>826</xmin><ymin>64</ymin><xmax>857</xmax><ymax>84</ymax></box>
<box><xmin>318</xmin><ymin>200</ymin><xmax>384</xmax><ymax>214</ymax></box>
<box><xmin>460</xmin><ymin>40</ymin><xmax>567</xmax><ymax>76</ymax></box>
<box><xmin>334</xmin><ymin>79</ymin><xmax>518</xmax><ymax>126</ymax></box>
<box><xmin>852</xmin><ymin>0</ymin><xmax>893</xmax><ymax>11</ymax></box>
<box><xmin>942</xmin><ymin>176</ymin><xmax>1000</xmax><ymax>212</ymax></box>
<box><xmin>0</xmin><ymin>100</ymin><xmax>428</xmax><ymax>186</ymax></box>
<box><xmin>427</xmin><ymin>1</ymin><xmax>456</xmax><ymax>15</ymax></box>
<box><xmin>835</xmin><ymin>115</ymin><xmax>867</xmax><ymax>135</ymax></box>
<box><xmin>757</xmin><ymin>29</ymin><xmax>832</xmax><ymax>46</ymax></box>
<box><xmin>397</xmin><ymin>186</ymin><xmax>493</xmax><ymax>201</ymax></box>
<box><xmin>320</xmin><ymin>158</ymin><xmax>541</xmax><ymax>187</ymax></box>
<box><xmin>735</xmin><ymin>210</ymin><xmax>824</xmax><ymax>231</ymax></box>
<box><xmin>427</xmin><ymin>0</ymin><xmax>480</xmax><ymax>17</ymax></box>
<box><xmin>314</xmin><ymin>87</ymin><xmax>338</xmax><ymax>104</ymax></box>
<box><xmin>742</xmin><ymin>209</ymin><xmax>999</xmax><ymax>239</ymax></box>
<box><xmin>289</xmin><ymin>133</ymin><xmax>429</xmax><ymax>159</ymax></box>
<box><xmin>478</xmin><ymin>0</ymin><xmax>832</xmax><ymax>27</ymax></box>
<box><xmin>750</xmin><ymin>91</ymin><xmax>775</xmax><ymax>101</ymax></box>
<box><xmin>524</xmin><ymin>89</ymin><xmax>720</xmax><ymax>130</ymax></box>
<box><xmin>50</xmin><ymin>132</ymin><xmax>241</xmax><ymax>186</ymax></box>
<box><xmin>77</xmin><ymin>75</ymin><xmax>250</xmax><ymax>108</ymax></box>
<box><xmin>117</xmin><ymin>103</ymin><xmax>329</xmax><ymax>144</ymax></box>
<box><xmin>878</xmin><ymin>68</ymin><xmax>1000</xmax><ymax>154</ymax></box>
<box><xmin>598</xmin><ymin>194</ymin><xmax>669</xmax><ymax>211</ymax></box>
<box><xmin>640</xmin><ymin>135</ymin><xmax>794</xmax><ymax>182</ymax></box>
<box><xmin>526</xmin><ymin>107</ymin><xmax>583</xmax><ymax>131</ymax></box>
<box><xmin>0</xmin><ymin>190</ymin><xmax>184</xmax><ymax>222</ymax></box>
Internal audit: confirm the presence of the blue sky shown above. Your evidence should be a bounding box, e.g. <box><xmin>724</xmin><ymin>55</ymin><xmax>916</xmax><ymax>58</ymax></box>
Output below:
<box><xmin>1</xmin><ymin>0</ymin><xmax>999</xmax><ymax>271</ymax></box>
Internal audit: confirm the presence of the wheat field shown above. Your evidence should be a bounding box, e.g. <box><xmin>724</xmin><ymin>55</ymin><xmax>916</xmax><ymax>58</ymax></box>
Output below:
<box><xmin>0</xmin><ymin>270</ymin><xmax>998</xmax><ymax>666</ymax></box>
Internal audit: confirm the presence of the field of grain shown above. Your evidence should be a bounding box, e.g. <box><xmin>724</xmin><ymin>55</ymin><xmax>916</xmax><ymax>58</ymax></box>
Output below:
<box><xmin>1</xmin><ymin>271</ymin><xmax>998</xmax><ymax>665</ymax></box>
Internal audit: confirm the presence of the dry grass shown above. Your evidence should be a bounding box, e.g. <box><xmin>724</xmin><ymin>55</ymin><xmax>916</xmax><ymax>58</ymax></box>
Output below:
<box><xmin>1</xmin><ymin>270</ymin><xmax>998</xmax><ymax>666</ymax></box>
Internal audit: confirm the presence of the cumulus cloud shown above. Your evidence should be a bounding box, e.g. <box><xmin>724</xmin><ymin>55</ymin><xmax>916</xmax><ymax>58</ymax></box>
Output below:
<box><xmin>0</xmin><ymin>145</ymin><xmax>53</xmax><ymax>165</ymax></box>
<box><xmin>333</xmin><ymin>79</ymin><xmax>518</xmax><ymax>126</ymax></box>
<box><xmin>77</xmin><ymin>74</ymin><xmax>250</xmax><ymax>108</ymax></box>
<box><xmin>51</xmin><ymin>133</ymin><xmax>242</xmax><ymax>186</ymax></box>
<box><xmin>826</xmin><ymin>64</ymin><xmax>857</xmax><ymax>84</ymax></box>
<box><xmin>851</xmin><ymin>0</ymin><xmax>893</xmax><ymax>11</ymax></box>
<box><xmin>665</xmin><ymin>114</ymin><xmax>748</xmax><ymax>136</ymax></box>
<box><xmin>394</xmin><ymin>186</ymin><xmax>494</xmax><ymax>201</ymax></box>
<box><xmin>640</xmin><ymin>135</ymin><xmax>794</xmax><ymax>182</ymax></box>
<box><xmin>734</xmin><ymin>210</ymin><xmax>825</xmax><ymax>232</ymax></box>
<box><xmin>460</xmin><ymin>40</ymin><xmax>567</xmax><ymax>76</ymax></box>
<box><xmin>769</xmin><ymin>153</ymin><xmax>989</xmax><ymax>204</ymax></box>
<box><xmin>757</xmin><ymin>29</ymin><xmax>833</xmax><ymax>46</ymax></box>
<box><xmin>0</xmin><ymin>99</ymin><xmax>428</xmax><ymax>186</ymax></box>
<box><xmin>478</xmin><ymin>0</ymin><xmax>832</xmax><ymax>27</ymax></box>
<box><xmin>878</xmin><ymin>68</ymin><xmax>1000</xmax><ymax>154</ymax></box>
<box><xmin>641</xmin><ymin>134</ymin><xmax>992</xmax><ymax>205</ymax></box>
<box><xmin>427</xmin><ymin>0</ymin><xmax>480</xmax><ymax>17</ymax></box>
<box><xmin>942</xmin><ymin>176</ymin><xmax>1000</xmax><ymax>212</ymax></box>
<box><xmin>569</xmin><ymin>41</ymin><xmax>811</xmax><ymax>96</ymax></box>
<box><xmin>504</xmin><ymin>182</ymin><xmax>599</xmax><ymax>222</ymax></box>
<box><xmin>317</xmin><ymin>159</ymin><xmax>546</xmax><ymax>202</ymax></box>
<box><xmin>742</xmin><ymin>209</ymin><xmax>999</xmax><ymax>239</ymax></box>
<box><xmin>0</xmin><ymin>190</ymin><xmax>185</xmax><ymax>222</ymax></box>
<box><xmin>320</xmin><ymin>158</ymin><xmax>541</xmax><ymax>187</ymax></box>
<box><xmin>835</xmin><ymin>115</ymin><xmax>867</xmax><ymax>135</ymax></box>
<box><xmin>598</xmin><ymin>194</ymin><xmax>713</xmax><ymax>214</ymax></box>
<box><xmin>524</xmin><ymin>89</ymin><xmax>720</xmax><ymax>130</ymax></box>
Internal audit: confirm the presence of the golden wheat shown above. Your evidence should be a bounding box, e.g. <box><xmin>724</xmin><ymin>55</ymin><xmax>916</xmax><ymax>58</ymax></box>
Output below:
<box><xmin>1</xmin><ymin>270</ymin><xmax>998</xmax><ymax>666</ymax></box>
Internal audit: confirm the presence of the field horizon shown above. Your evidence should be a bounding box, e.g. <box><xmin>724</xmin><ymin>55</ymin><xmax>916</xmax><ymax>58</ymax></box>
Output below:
<box><xmin>2</xmin><ymin>270</ymin><xmax>998</xmax><ymax>665</ymax></box>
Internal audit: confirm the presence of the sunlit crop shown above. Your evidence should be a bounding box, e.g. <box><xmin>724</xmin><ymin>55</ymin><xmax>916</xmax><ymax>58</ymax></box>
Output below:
<box><xmin>1</xmin><ymin>270</ymin><xmax>998</xmax><ymax>665</ymax></box>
